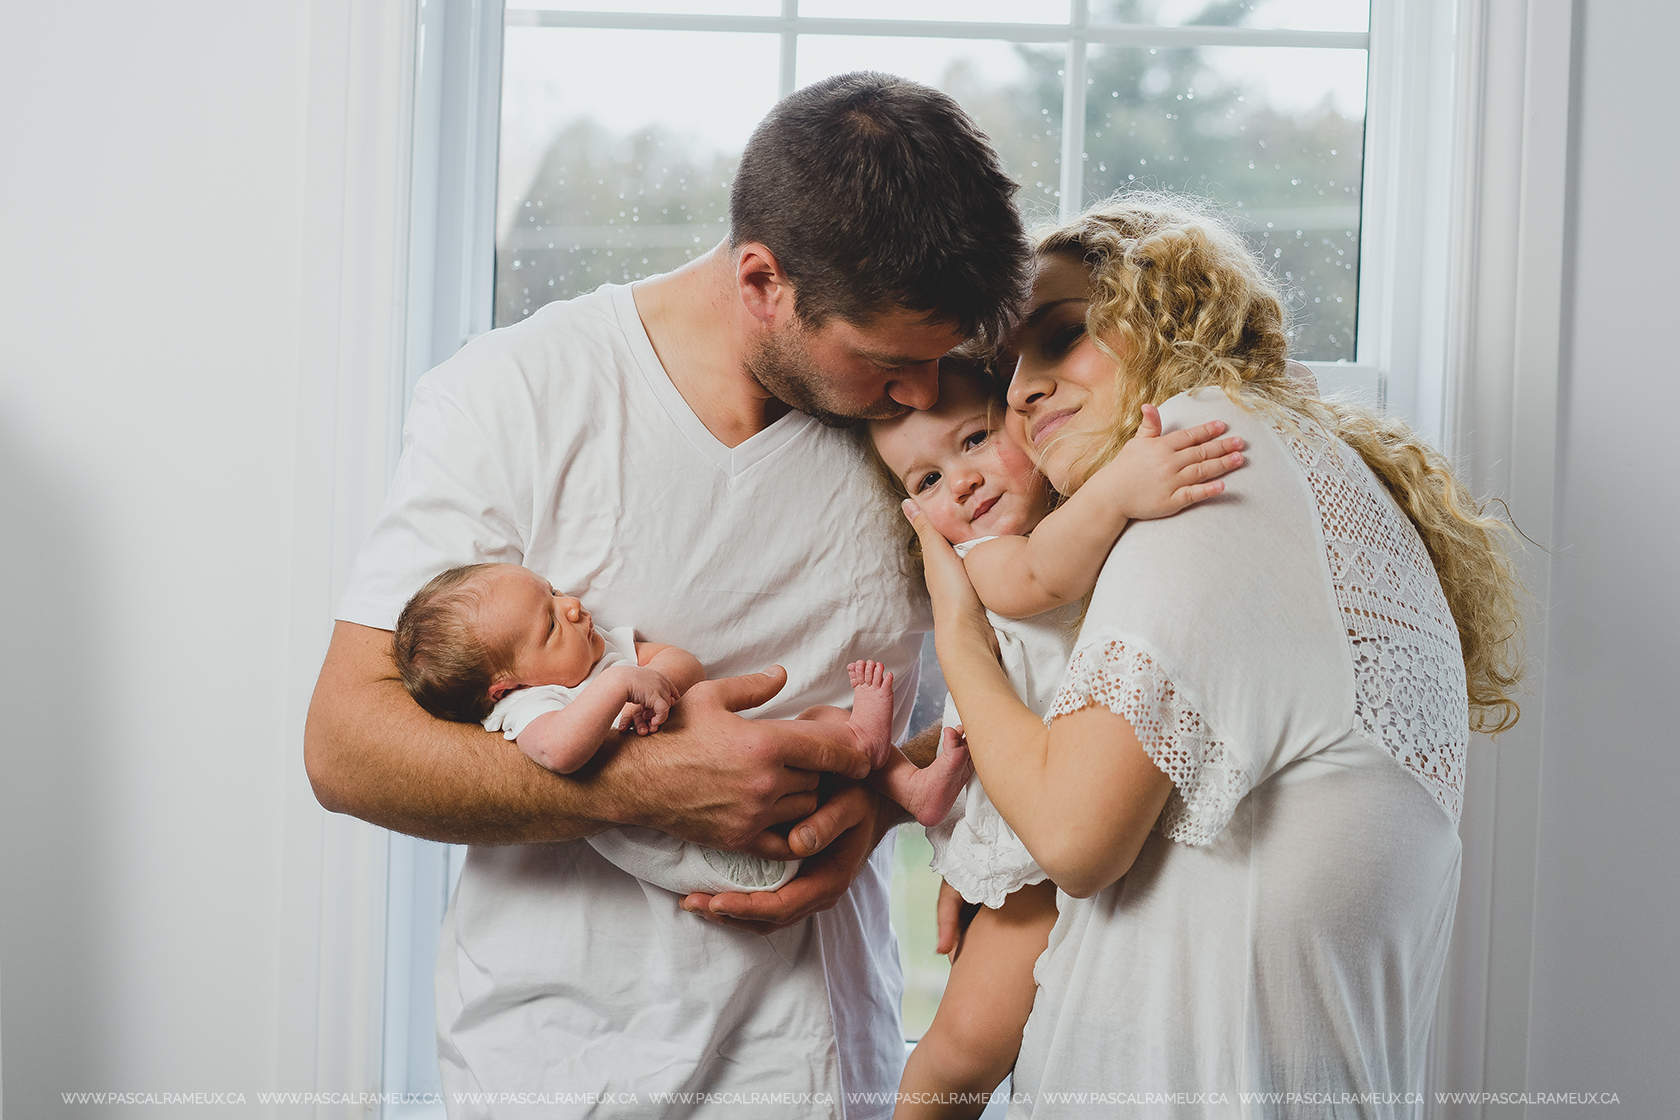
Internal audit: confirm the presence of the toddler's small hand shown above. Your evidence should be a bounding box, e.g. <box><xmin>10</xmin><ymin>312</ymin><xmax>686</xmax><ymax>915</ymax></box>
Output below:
<box><xmin>1102</xmin><ymin>403</ymin><xmax>1246</xmax><ymax>520</ymax></box>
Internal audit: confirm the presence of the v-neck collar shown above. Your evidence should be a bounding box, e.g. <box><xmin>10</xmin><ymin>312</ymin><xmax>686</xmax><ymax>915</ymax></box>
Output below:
<box><xmin>611</xmin><ymin>284</ymin><xmax>815</xmax><ymax>478</ymax></box>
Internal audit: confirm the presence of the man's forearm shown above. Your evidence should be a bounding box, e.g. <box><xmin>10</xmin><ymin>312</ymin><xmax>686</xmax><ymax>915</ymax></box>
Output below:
<box><xmin>305</xmin><ymin>625</ymin><xmax>624</xmax><ymax>844</ymax></box>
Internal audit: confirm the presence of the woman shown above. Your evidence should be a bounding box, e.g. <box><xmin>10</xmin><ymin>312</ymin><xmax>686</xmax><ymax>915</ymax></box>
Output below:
<box><xmin>906</xmin><ymin>195</ymin><xmax>1523</xmax><ymax>1116</ymax></box>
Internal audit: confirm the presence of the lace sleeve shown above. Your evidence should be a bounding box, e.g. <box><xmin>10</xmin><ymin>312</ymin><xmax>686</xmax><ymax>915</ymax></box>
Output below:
<box><xmin>1047</xmin><ymin>635</ymin><xmax>1252</xmax><ymax>846</ymax></box>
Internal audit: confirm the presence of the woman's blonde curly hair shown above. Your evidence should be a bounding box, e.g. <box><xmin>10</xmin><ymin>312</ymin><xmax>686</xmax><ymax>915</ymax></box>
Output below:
<box><xmin>1040</xmin><ymin>192</ymin><xmax>1525</xmax><ymax>734</ymax></box>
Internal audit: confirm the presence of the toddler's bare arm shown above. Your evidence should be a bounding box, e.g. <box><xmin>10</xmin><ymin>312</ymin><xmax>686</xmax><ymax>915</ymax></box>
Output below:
<box><xmin>958</xmin><ymin>406</ymin><xmax>1244</xmax><ymax>619</ymax></box>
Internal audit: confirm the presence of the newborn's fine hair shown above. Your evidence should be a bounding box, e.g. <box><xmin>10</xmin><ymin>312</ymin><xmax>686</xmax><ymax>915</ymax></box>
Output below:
<box><xmin>393</xmin><ymin>563</ymin><xmax>513</xmax><ymax>724</ymax></box>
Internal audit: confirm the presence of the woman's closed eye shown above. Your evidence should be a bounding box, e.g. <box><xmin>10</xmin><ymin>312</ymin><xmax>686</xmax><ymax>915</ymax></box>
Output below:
<box><xmin>1046</xmin><ymin>322</ymin><xmax>1085</xmax><ymax>355</ymax></box>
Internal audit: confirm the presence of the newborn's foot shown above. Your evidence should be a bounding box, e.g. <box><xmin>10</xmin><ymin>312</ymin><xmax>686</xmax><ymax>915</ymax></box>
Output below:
<box><xmin>846</xmin><ymin>659</ymin><xmax>897</xmax><ymax>770</ymax></box>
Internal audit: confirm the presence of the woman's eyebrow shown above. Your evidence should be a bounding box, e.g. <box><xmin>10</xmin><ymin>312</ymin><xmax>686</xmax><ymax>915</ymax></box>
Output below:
<box><xmin>1022</xmin><ymin>297</ymin><xmax>1085</xmax><ymax>328</ymax></box>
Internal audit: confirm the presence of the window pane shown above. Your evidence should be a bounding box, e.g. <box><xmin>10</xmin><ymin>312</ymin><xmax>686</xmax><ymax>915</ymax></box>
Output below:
<box><xmin>1105</xmin><ymin>0</ymin><xmax>1369</xmax><ymax>33</ymax></box>
<box><xmin>496</xmin><ymin>27</ymin><xmax>780</xmax><ymax>325</ymax></box>
<box><xmin>797</xmin><ymin>37</ymin><xmax>1067</xmax><ymax>223</ymax></box>
<box><xmin>893</xmin><ymin>635</ymin><xmax>952</xmax><ymax>1041</ymax></box>
<box><xmin>892</xmin><ymin>823</ymin><xmax>950</xmax><ymax>1041</ymax></box>
<box><xmin>1080</xmin><ymin>44</ymin><xmax>1367</xmax><ymax>359</ymax></box>
<box><xmin>800</xmin><ymin>0</ymin><xmax>1071</xmax><ymax>22</ymax></box>
<box><xmin>509</xmin><ymin>0</ymin><xmax>780</xmax><ymax>15</ymax></box>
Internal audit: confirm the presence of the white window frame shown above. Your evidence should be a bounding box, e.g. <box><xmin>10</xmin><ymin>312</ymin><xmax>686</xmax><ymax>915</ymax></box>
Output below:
<box><xmin>359</xmin><ymin>2</ymin><xmax>1543</xmax><ymax>1115</ymax></box>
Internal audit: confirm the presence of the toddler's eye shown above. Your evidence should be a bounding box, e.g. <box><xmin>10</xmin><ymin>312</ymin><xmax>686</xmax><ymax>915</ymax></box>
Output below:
<box><xmin>914</xmin><ymin>470</ymin><xmax>941</xmax><ymax>494</ymax></box>
<box><xmin>961</xmin><ymin>429</ymin><xmax>991</xmax><ymax>452</ymax></box>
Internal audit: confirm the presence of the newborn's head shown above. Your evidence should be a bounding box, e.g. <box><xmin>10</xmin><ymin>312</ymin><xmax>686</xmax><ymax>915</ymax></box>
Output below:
<box><xmin>867</xmin><ymin>355</ymin><xmax>1052</xmax><ymax>547</ymax></box>
<box><xmin>394</xmin><ymin>563</ymin><xmax>604</xmax><ymax>723</ymax></box>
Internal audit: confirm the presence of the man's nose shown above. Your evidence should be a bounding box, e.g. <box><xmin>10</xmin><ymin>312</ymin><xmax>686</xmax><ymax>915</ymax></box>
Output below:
<box><xmin>887</xmin><ymin>362</ymin><xmax>940</xmax><ymax>411</ymax></box>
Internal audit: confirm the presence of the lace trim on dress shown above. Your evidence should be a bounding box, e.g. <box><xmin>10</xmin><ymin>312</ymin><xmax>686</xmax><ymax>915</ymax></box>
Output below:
<box><xmin>1047</xmin><ymin>637</ymin><xmax>1251</xmax><ymax>847</ymax></box>
<box><xmin>1275</xmin><ymin>416</ymin><xmax>1468</xmax><ymax>822</ymax></box>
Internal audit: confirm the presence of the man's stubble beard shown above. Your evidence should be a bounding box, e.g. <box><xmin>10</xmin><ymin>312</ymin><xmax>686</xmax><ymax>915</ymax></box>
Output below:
<box><xmin>745</xmin><ymin>327</ymin><xmax>909</xmax><ymax>428</ymax></box>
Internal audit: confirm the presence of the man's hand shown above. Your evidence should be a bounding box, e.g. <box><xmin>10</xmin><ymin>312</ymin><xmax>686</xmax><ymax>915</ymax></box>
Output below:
<box><xmin>677</xmin><ymin>781</ymin><xmax>902</xmax><ymax>934</ymax></box>
<box><xmin>602</xmin><ymin>666</ymin><xmax>874</xmax><ymax>856</ymax></box>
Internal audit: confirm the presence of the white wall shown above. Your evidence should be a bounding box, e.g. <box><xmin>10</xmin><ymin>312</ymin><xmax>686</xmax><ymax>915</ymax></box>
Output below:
<box><xmin>1524</xmin><ymin>1</ymin><xmax>1680</xmax><ymax>1113</ymax></box>
<box><xmin>0</xmin><ymin>2</ymin><xmax>322</xmax><ymax>1115</ymax></box>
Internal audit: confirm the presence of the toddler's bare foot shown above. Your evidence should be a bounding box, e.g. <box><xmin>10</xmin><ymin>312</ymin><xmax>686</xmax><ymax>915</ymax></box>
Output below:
<box><xmin>846</xmin><ymin>659</ymin><xmax>897</xmax><ymax>770</ymax></box>
<box><xmin>901</xmin><ymin>734</ymin><xmax>973</xmax><ymax>827</ymax></box>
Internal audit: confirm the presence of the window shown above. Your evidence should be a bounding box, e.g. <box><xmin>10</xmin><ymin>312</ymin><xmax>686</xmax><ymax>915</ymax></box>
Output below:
<box><xmin>389</xmin><ymin>0</ymin><xmax>1458</xmax><ymax>1103</ymax></box>
<box><xmin>498</xmin><ymin>1</ymin><xmax>1372</xmax><ymax>366</ymax></box>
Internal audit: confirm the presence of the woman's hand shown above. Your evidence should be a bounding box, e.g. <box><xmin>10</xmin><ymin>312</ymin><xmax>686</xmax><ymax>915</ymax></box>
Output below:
<box><xmin>902</xmin><ymin>500</ymin><xmax>999</xmax><ymax>661</ymax></box>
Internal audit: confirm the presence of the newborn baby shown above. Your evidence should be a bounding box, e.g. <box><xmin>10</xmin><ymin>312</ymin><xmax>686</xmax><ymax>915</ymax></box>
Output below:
<box><xmin>392</xmin><ymin>563</ymin><xmax>971</xmax><ymax>887</ymax></box>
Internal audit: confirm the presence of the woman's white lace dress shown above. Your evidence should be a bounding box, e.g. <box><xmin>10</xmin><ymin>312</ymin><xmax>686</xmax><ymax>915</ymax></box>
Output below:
<box><xmin>1009</xmin><ymin>389</ymin><xmax>1466</xmax><ymax>1117</ymax></box>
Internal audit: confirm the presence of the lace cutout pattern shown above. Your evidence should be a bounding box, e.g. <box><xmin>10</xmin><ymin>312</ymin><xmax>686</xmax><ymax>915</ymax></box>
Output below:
<box><xmin>1048</xmin><ymin>639</ymin><xmax>1251</xmax><ymax>846</ymax></box>
<box><xmin>1276</xmin><ymin>417</ymin><xmax>1468</xmax><ymax>822</ymax></box>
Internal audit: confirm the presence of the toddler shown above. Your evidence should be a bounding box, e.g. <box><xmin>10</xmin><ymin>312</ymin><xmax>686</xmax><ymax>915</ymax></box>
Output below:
<box><xmin>866</xmin><ymin>355</ymin><xmax>1244</xmax><ymax>1119</ymax></box>
<box><xmin>392</xmin><ymin>562</ymin><xmax>973</xmax><ymax>897</ymax></box>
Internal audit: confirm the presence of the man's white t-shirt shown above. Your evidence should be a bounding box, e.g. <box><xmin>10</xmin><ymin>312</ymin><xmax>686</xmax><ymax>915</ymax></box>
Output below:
<box><xmin>338</xmin><ymin>284</ymin><xmax>931</xmax><ymax>1119</ymax></box>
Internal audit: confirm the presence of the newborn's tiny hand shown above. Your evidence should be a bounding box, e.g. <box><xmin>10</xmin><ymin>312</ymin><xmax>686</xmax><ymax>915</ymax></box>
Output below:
<box><xmin>609</xmin><ymin>665</ymin><xmax>681</xmax><ymax>734</ymax></box>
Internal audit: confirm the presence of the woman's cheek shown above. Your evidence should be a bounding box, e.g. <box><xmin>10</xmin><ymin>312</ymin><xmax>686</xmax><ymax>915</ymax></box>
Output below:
<box><xmin>1003</xmin><ymin>410</ymin><xmax>1037</xmax><ymax>466</ymax></box>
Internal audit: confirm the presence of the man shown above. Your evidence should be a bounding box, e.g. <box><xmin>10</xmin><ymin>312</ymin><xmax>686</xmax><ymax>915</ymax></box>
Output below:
<box><xmin>304</xmin><ymin>72</ymin><xmax>1029</xmax><ymax>1117</ymax></box>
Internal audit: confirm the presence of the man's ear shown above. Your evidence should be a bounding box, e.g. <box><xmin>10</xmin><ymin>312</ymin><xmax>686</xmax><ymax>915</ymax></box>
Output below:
<box><xmin>735</xmin><ymin>241</ymin><xmax>794</xmax><ymax>328</ymax></box>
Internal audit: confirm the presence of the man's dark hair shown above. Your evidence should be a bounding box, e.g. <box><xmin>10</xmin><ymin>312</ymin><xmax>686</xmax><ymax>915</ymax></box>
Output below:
<box><xmin>730</xmin><ymin>71</ymin><xmax>1032</xmax><ymax>347</ymax></box>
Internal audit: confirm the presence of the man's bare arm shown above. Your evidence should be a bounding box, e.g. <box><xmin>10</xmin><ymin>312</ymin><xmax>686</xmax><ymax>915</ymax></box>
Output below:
<box><xmin>304</xmin><ymin>620</ymin><xmax>871</xmax><ymax>850</ymax></box>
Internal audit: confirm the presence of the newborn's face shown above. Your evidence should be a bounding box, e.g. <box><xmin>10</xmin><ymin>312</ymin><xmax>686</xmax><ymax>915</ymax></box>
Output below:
<box><xmin>479</xmin><ymin>565</ymin><xmax>605</xmax><ymax>692</ymax></box>
<box><xmin>870</xmin><ymin>370</ymin><xmax>1051</xmax><ymax>545</ymax></box>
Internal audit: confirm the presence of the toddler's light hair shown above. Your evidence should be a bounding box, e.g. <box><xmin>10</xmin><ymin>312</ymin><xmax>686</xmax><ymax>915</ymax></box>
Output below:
<box><xmin>393</xmin><ymin>563</ymin><xmax>516</xmax><ymax>724</ymax></box>
<box><xmin>1040</xmin><ymin>191</ymin><xmax>1525</xmax><ymax>733</ymax></box>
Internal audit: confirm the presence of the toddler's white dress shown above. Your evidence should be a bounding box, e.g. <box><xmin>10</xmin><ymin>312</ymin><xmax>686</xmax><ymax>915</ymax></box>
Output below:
<box><xmin>925</xmin><ymin>537</ymin><xmax>1084</xmax><ymax>909</ymax></box>
<box><xmin>486</xmin><ymin>625</ymin><xmax>798</xmax><ymax>894</ymax></box>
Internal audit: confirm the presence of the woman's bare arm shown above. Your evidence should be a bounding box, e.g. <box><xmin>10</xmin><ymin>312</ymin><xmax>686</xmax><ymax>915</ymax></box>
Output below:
<box><xmin>905</xmin><ymin>510</ymin><xmax>1174</xmax><ymax>898</ymax></box>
